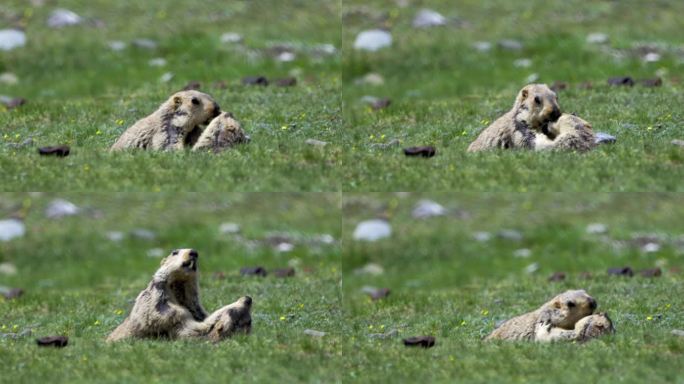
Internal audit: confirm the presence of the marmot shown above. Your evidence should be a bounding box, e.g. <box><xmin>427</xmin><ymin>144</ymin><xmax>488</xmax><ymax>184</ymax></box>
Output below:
<box><xmin>467</xmin><ymin>84</ymin><xmax>561</xmax><ymax>152</ymax></box>
<box><xmin>110</xmin><ymin>91</ymin><xmax>221</xmax><ymax>151</ymax></box>
<box><xmin>106</xmin><ymin>248</ymin><xmax>252</xmax><ymax>342</ymax></box>
<box><xmin>192</xmin><ymin>112</ymin><xmax>249</xmax><ymax>152</ymax></box>
<box><xmin>485</xmin><ymin>290</ymin><xmax>597</xmax><ymax>341</ymax></box>
<box><xmin>535</xmin><ymin>312</ymin><xmax>614</xmax><ymax>343</ymax></box>
<box><xmin>534</xmin><ymin>113</ymin><xmax>596</xmax><ymax>152</ymax></box>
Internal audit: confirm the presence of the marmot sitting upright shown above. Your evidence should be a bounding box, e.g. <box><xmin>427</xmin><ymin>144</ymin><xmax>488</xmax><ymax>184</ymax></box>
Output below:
<box><xmin>192</xmin><ymin>112</ymin><xmax>249</xmax><ymax>152</ymax></box>
<box><xmin>106</xmin><ymin>248</ymin><xmax>252</xmax><ymax>342</ymax></box>
<box><xmin>110</xmin><ymin>91</ymin><xmax>221</xmax><ymax>151</ymax></box>
<box><xmin>467</xmin><ymin>84</ymin><xmax>561</xmax><ymax>152</ymax></box>
<box><xmin>535</xmin><ymin>312</ymin><xmax>614</xmax><ymax>343</ymax></box>
<box><xmin>485</xmin><ymin>290</ymin><xmax>597</xmax><ymax>341</ymax></box>
<box><xmin>534</xmin><ymin>113</ymin><xmax>596</xmax><ymax>152</ymax></box>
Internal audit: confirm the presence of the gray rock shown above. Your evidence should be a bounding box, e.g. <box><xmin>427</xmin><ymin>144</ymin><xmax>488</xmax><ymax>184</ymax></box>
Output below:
<box><xmin>642</xmin><ymin>243</ymin><xmax>660</xmax><ymax>253</ymax></box>
<box><xmin>219</xmin><ymin>222</ymin><xmax>240</xmax><ymax>234</ymax></box>
<box><xmin>353</xmin><ymin>30</ymin><xmax>392</xmax><ymax>52</ymax></box>
<box><xmin>220</xmin><ymin>32</ymin><xmax>243</xmax><ymax>44</ymax></box>
<box><xmin>47</xmin><ymin>9</ymin><xmax>82</xmax><ymax>28</ymax></box>
<box><xmin>45</xmin><ymin>199</ymin><xmax>79</xmax><ymax>219</ymax></box>
<box><xmin>472</xmin><ymin>41</ymin><xmax>492</xmax><ymax>52</ymax></box>
<box><xmin>305</xmin><ymin>139</ymin><xmax>328</xmax><ymax>147</ymax></box>
<box><xmin>524</xmin><ymin>262</ymin><xmax>540</xmax><ymax>274</ymax></box>
<box><xmin>498</xmin><ymin>39</ymin><xmax>523</xmax><ymax>51</ymax></box>
<box><xmin>146</xmin><ymin>248</ymin><xmax>165</xmax><ymax>258</ymax></box>
<box><xmin>105</xmin><ymin>231</ymin><xmax>124</xmax><ymax>242</ymax></box>
<box><xmin>473</xmin><ymin>231</ymin><xmax>492</xmax><ymax>242</ymax></box>
<box><xmin>498</xmin><ymin>229</ymin><xmax>523</xmax><ymax>241</ymax></box>
<box><xmin>643</xmin><ymin>52</ymin><xmax>661</xmax><ymax>63</ymax></box>
<box><xmin>148</xmin><ymin>58</ymin><xmax>167</xmax><ymax>67</ymax></box>
<box><xmin>355</xmin><ymin>73</ymin><xmax>385</xmax><ymax>86</ymax></box>
<box><xmin>132</xmin><ymin>38</ymin><xmax>158</xmax><ymax>50</ymax></box>
<box><xmin>0</xmin><ymin>73</ymin><xmax>19</xmax><ymax>85</ymax></box>
<box><xmin>275</xmin><ymin>51</ymin><xmax>296</xmax><ymax>62</ymax></box>
<box><xmin>0</xmin><ymin>219</ymin><xmax>25</xmax><ymax>241</ymax></box>
<box><xmin>275</xmin><ymin>242</ymin><xmax>294</xmax><ymax>253</ymax></box>
<box><xmin>514</xmin><ymin>58</ymin><xmax>532</xmax><ymax>68</ymax></box>
<box><xmin>412</xmin><ymin>9</ymin><xmax>446</xmax><ymax>28</ymax></box>
<box><xmin>672</xmin><ymin>139</ymin><xmax>684</xmax><ymax>147</ymax></box>
<box><xmin>108</xmin><ymin>41</ymin><xmax>127</xmax><ymax>51</ymax></box>
<box><xmin>586</xmin><ymin>33</ymin><xmax>609</xmax><ymax>44</ymax></box>
<box><xmin>672</xmin><ymin>329</ymin><xmax>684</xmax><ymax>337</ymax></box>
<box><xmin>412</xmin><ymin>199</ymin><xmax>446</xmax><ymax>219</ymax></box>
<box><xmin>595</xmin><ymin>132</ymin><xmax>616</xmax><ymax>144</ymax></box>
<box><xmin>131</xmin><ymin>228</ymin><xmax>156</xmax><ymax>240</ymax></box>
<box><xmin>513</xmin><ymin>248</ymin><xmax>532</xmax><ymax>258</ymax></box>
<box><xmin>354</xmin><ymin>263</ymin><xmax>384</xmax><ymax>276</ymax></box>
<box><xmin>353</xmin><ymin>219</ymin><xmax>391</xmax><ymax>241</ymax></box>
<box><xmin>0</xmin><ymin>262</ymin><xmax>17</xmax><ymax>275</ymax></box>
<box><xmin>0</xmin><ymin>29</ymin><xmax>27</xmax><ymax>51</ymax></box>
<box><xmin>586</xmin><ymin>223</ymin><xmax>608</xmax><ymax>235</ymax></box>
<box><xmin>303</xmin><ymin>329</ymin><xmax>326</xmax><ymax>337</ymax></box>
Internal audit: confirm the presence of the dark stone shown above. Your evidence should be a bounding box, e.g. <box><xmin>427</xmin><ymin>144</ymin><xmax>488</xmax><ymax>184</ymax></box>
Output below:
<box><xmin>640</xmin><ymin>268</ymin><xmax>662</xmax><ymax>278</ymax></box>
<box><xmin>38</xmin><ymin>145</ymin><xmax>70</xmax><ymax>157</ymax></box>
<box><xmin>371</xmin><ymin>98</ymin><xmax>391</xmax><ymax>110</ymax></box>
<box><xmin>240</xmin><ymin>266</ymin><xmax>267</xmax><ymax>277</ymax></box>
<box><xmin>607</xmin><ymin>266</ymin><xmax>634</xmax><ymax>277</ymax></box>
<box><xmin>550</xmin><ymin>81</ymin><xmax>568</xmax><ymax>92</ymax></box>
<box><xmin>1</xmin><ymin>97</ymin><xmax>26</xmax><ymax>109</ymax></box>
<box><xmin>274</xmin><ymin>77</ymin><xmax>297</xmax><ymax>87</ymax></box>
<box><xmin>1</xmin><ymin>287</ymin><xmax>23</xmax><ymax>300</ymax></box>
<box><xmin>242</xmin><ymin>76</ymin><xmax>269</xmax><ymax>86</ymax></box>
<box><xmin>36</xmin><ymin>336</ymin><xmax>68</xmax><ymax>347</ymax></box>
<box><xmin>608</xmin><ymin>77</ymin><xmax>635</xmax><ymax>86</ymax></box>
<box><xmin>548</xmin><ymin>272</ymin><xmax>566</xmax><ymax>282</ymax></box>
<box><xmin>640</xmin><ymin>77</ymin><xmax>662</xmax><ymax>87</ymax></box>
<box><xmin>403</xmin><ymin>146</ymin><xmax>436</xmax><ymax>158</ymax></box>
<box><xmin>368</xmin><ymin>287</ymin><xmax>390</xmax><ymax>300</ymax></box>
<box><xmin>273</xmin><ymin>267</ymin><xmax>295</xmax><ymax>278</ymax></box>
<box><xmin>403</xmin><ymin>336</ymin><xmax>435</xmax><ymax>348</ymax></box>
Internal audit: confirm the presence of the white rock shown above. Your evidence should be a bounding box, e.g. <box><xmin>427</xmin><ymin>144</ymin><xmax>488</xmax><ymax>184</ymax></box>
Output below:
<box><xmin>219</xmin><ymin>222</ymin><xmax>240</xmax><ymax>234</ymax></box>
<box><xmin>305</xmin><ymin>139</ymin><xmax>328</xmax><ymax>147</ymax></box>
<box><xmin>0</xmin><ymin>219</ymin><xmax>25</xmax><ymax>241</ymax></box>
<box><xmin>586</xmin><ymin>223</ymin><xmax>608</xmax><ymax>234</ymax></box>
<box><xmin>472</xmin><ymin>41</ymin><xmax>492</xmax><ymax>52</ymax></box>
<box><xmin>412</xmin><ymin>9</ymin><xmax>446</xmax><ymax>28</ymax></box>
<box><xmin>160</xmin><ymin>72</ymin><xmax>174</xmax><ymax>83</ymax></box>
<box><xmin>353</xmin><ymin>30</ymin><xmax>392</xmax><ymax>52</ymax></box>
<box><xmin>524</xmin><ymin>262</ymin><xmax>539</xmax><ymax>274</ymax></box>
<box><xmin>586</xmin><ymin>33</ymin><xmax>609</xmax><ymax>44</ymax></box>
<box><xmin>146</xmin><ymin>248</ymin><xmax>165</xmax><ymax>258</ymax></box>
<box><xmin>132</xmin><ymin>39</ymin><xmax>158</xmax><ymax>50</ymax></box>
<box><xmin>412</xmin><ymin>199</ymin><xmax>446</xmax><ymax>219</ymax></box>
<box><xmin>498</xmin><ymin>229</ymin><xmax>523</xmax><ymax>241</ymax></box>
<box><xmin>353</xmin><ymin>219</ymin><xmax>391</xmax><ymax>241</ymax></box>
<box><xmin>45</xmin><ymin>199</ymin><xmax>79</xmax><ymax>218</ymax></box>
<box><xmin>0</xmin><ymin>262</ymin><xmax>17</xmax><ymax>275</ymax></box>
<box><xmin>131</xmin><ymin>228</ymin><xmax>156</xmax><ymax>240</ymax></box>
<box><xmin>643</xmin><ymin>52</ymin><xmax>661</xmax><ymax>63</ymax></box>
<box><xmin>672</xmin><ymin>329</ymin><xmax>684</xmax><ymax>337</ymax></box>
<box><xmin>355</xmin><ymin>73</ymin><xmax>385</xmax><ymax>86</ymax></box>
<box><xmin>47</xmin><ymin>9</ymin><xmax>82</xmax><ymax>28</ymax></box>
<box><xmin>513</xmin><ymin>248</ymin><xmax>532</xmax><ymax>258</ymax></box>
<box><xmin>108</xmin><ymin>41</ymin><xmax>127</xmax><ymax>51</ymax></box>
<box><xmin>525</xmin><ymin>73</ymin><xmax>540</xmax><ymax>83</ymax></box>
<box><xmin>148</xmin><ymin>58</ymin><xmax>167</xmax><ymax>67</ymax></box>
<box><xmin>473</xmin><ymin>231</ymin><xmax>492</xmax><ymax>242</ymax></box>
<box><xmin>105</xmin><ymin>231</ymin><xmax>124</xmax><ymax>242</ymax></box>
<box><xmin>304</xmin><ymin>329</ymin><xmax>326</xmax><ymax>337</ymax></box>
<box><xmin>498</xmin><ymin>39</ymin><xmax>523</xmax><ymax>51</ymax></box>
<box><xmin>276</xmin><ymin>242</ymin><xmax>294</xmax><ymax>253</ymax></box>
<box><xmin>314</xmin><ymin>234</ymin><xmax>335</xmax><ymax>244</ymax></box>
<box><xmin>0</xmin><ymin>29</ymin><xmax>27</xmax><ymax>51</ymax></box>
<box><xmin>642</xmin><ymin>243</ymin><xmax>660</xmax><ymax>253</ymax></box>
<box><xmin>354</xmin><ymin>263</ymin><xmax>384</xmax><ymax>276</ymax></box>
<box><xmin>220</xmin><ymin>32</ymin><xmax>243</xmax><ymax>44</ymax></box>
<box><xmin>0</xmin><ymin>73</ymin><xmax>19</xmax><ymax>85</ymax></box>
<box><xmin>276</xmin><ymin>51</ymin><xmax>296</xmax><ymax>62</ymax></box>
<box><xmin>514</xmin><ymin>58</ymin><xmax>532</xmax><ymax>68</ymax></box>
<box><xmin>314</xmin><ymin>43</ymin><xmax>336</xmax><ymax>55</ymax></box>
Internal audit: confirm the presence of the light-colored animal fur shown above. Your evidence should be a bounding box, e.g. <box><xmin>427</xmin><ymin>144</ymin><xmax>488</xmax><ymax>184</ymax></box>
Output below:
<box><xmin>535</xmin><ymin>312</ymin><xmax>614</xmax><ymax>343</ymax></box>
<box><xmin>468</xmin><ymin>84</ymin><xmax>561</xmax><ymax>152</ymax></box>
<box><xmin>534</xmin><ymin>113</ymin><xmax>596</xmax><ymax>152</ymax></box>
<box><xmin>485</xmin><ymin>290</ymin><xmax>597</xmax><ymax>341</ymax></box>
<box><xmin>192</xmin><ymin>112</ymin><xmax>249</xmax><ymax>152</ymax></box>
<box><xmin>106</xmin><ymin>249</ymin><xmax>251</xmax><ymax>342</ymax></box>
<box><xmin>111</xmin><ymin>91</ymin><xmax>220</xmax><ymax>151</ymax></box>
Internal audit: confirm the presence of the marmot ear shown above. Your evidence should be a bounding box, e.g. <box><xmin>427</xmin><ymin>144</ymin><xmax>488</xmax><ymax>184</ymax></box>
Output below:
<box><xmin>520</xmin><ymin>88</ymin><xmax>529</xmax><ymax>101</ymax></box>
<box><xmin>172</xmin><ymin>96</ymin><xmax>183</xmax><ymax>110</ymax></box>
<box><xmin>553</xmin><ymin>300</ymin><xmax>561</xmax><ymax>309</ymax></box>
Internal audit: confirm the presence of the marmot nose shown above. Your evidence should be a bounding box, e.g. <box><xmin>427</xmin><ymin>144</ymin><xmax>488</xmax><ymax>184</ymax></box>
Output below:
<box><xmin>213</xmin><ymin>102</ymin><xmax>221</xmax><ymax>117</ymax></box>
<box><xmin>589</xmin><ymin>298</ymin><xmax>597</xmax><ymax>310</ymax></box>
<box><xmin>188</xmin><ymin>249</ymin><xmax>198</xmax><ymax>259</ymax></box>
<box><xmin>243</xmin><ymin>296</ymin><xmax>252</xmax><ymax>307</ymax></box>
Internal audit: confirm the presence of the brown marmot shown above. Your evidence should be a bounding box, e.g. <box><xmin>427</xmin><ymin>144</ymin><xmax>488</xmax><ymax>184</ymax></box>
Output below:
<box><xmin>110</xmin><ymin>91</ymin><xmax>221</xmax><ymax>151</ymax></box>
<box><xmin>467</xmin><ymin>84</ymin><xmax>561</xmax><ymax>152</ymax></box>
<box><xmin>192</xmin><ymin>112</ymin><xmax>249</xmax><ymax>152</ymax></box>
<box><xmin>535</xmin><ymin>312</ymin><xmax>614</xmax><ymax>342</ymax></box>
<box><xmin>485</xmin><ymin>290</ymin><xmax>597</xmax><ymax>341</ymax></box>
<box><xmin>534</xmin><ymin>113</ymin><xmax>596</xmax><ymax>152</ymax></box>
<box><xmin>106</xmin><ymin>248</ymin><xmax>252</xmax><ymax>342</ymax></box>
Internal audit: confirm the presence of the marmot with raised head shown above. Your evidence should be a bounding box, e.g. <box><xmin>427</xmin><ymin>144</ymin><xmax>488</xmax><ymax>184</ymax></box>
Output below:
<box><xmin>467</xmin><ymin>84</ymin><xmax>561</xmax><ymax>152</ymax></box>
<box><xmin>110</xmin><ymin>91</ymin><xmax>221</xmax><ymax>151</ymax></box>
<box><xmin>106</xmin><ymin>248</ymin><xmax>252</xmax><ymax>342</ymax></box>
<box><xmin>535</xmin><ymin>312</ymin><xmax>614</xmax><ymax>342</ymax></box>
<box><xmin>192</xmin><ymin>112</ymin><xmax>249</xmax><ymax>152</ymax></box>
<box><xmin>534</xmin><ymin>113</ymin><xmax>596</xmax><ymax>152</ymax></box>
<box><xmin>485</xmin><ymin>290</ymin><xmax>597</xmax><ymax>341</ymax></box>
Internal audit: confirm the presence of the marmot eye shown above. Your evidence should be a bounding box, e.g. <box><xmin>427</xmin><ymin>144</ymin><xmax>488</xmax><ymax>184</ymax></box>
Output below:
<box><xmin>191</xmin><ymin>97</ymin><xmax>200</xmax><ymax>105</ymax></box>
<box><xmin>566</xmin><ymin>301</ymin><xmax>576</xmax><ymax>308</ymax></box>
<box><xmin>172</xmin><ymin>250</ymin><xmax>179</xmax><ymax>256</ymax></box>
<box><xmin>534</xmin><ymin>96</ymin><xmax>542</xmax><ymax>105</ymax></box>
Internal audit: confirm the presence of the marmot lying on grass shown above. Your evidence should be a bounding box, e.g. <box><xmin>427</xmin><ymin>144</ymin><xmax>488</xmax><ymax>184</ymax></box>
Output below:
<box><xmin>192</xmin><ymin>112</ymin><xmax>250</xmax><ymax>152</ymax></box>
<box><xmin>485</xmin><ymin>290</ymin><xmax>597</xmax><ymax>341</ymax></box>
<box><xmin>534</xmin><ymin>113</ymin><xmax>596</xmax><ymax>152</ymax></box>
<box><xmin>110</xmin><ymin>91</ymin><xmax>221</xmax><ymax>151</ymax></box>
<box><xmin>106</xmin><ymin>248</ymin><xmax>252</xmax><ymax>342</ymax></box>
<box><xmin>467</xmin><ymin>84</ymin><xmax>561</xmax><ymax>152</ymax></box>
<box><xmin>535</xmin><ymin>312</ymin><xmax>614</xmax><ymax>343</ymax></box>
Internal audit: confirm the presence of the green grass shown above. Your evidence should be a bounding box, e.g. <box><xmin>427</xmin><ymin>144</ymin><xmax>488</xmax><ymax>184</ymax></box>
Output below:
<box><xmin>341</xmin><ymin>0</ymin><xmax>684</xmax><ymax>191</ymax></box>
<box><xmin>0</xmin><ymin>193</ymin><xmax>342</xmax><ymax>383</ymax></box>
<box><xmin>340</xmin><ymin>193</ymin><xmax>684</xmax><ymax>383</ymax></box>
<box><xmin>0</xmin><ymin>1</ymin><xmax>341</xmax><ymax>191</ymax></box>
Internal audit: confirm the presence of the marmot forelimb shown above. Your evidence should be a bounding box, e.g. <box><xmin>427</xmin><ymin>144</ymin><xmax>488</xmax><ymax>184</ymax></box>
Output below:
<box><xmin>467</xmin><ymin>84</ymin><xmax>561</xmax><ymax>152</ymax></box>
<box><xmin>485</xmin><ymin>290</ymin><xmax>597</xmax><ymax>341</ymax></box>
<box><xmin>535</xmin><ymin>312</ymin><xmax>614</xmax><ymax>343</ymax></box>
<box><xmin>110</xmin><ymin>91</ymin><xmax>220</xmax><ymax>151</ymax></box>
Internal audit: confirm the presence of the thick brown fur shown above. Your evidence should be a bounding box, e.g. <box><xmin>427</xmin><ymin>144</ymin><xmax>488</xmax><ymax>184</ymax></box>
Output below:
<box><xmin>110</xmin><ymin>91</ymin><xmax>220</xmax><ymax>151</ymax></box>
<box><xmin>535</xmin><ymin>312</ymin><xmax>614</xmax><ymax>343</ymax></box>
<box><xmin>192</xmin><ymin>112</ymin><xmax>249</xmax><ymax>152</ymax></box>
<box><xmin>467</xmin><ymin>84</ymin><xmax>561</xmax><ymax>152</ymax></box>
<box><xmin>534</xmin><ymin>113</ymin><xmax>596</xmax><ymax>152</ymax></box>
<box><xmin>485</xmin><ymin>290</ymin><xmax>597</xmax><ymax>341</ymax></box>
<box><xmin>106</xmin><ymin>249</ymin><xmax>252</xmax><ymax>342</ymax></box>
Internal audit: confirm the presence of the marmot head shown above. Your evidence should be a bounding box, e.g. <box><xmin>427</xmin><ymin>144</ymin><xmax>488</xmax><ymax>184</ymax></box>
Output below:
<box><xmin>545</xmin><ymin>289</ymin><xmax>597</xmax><ymax>329</ymax></box>
<box><xmin>547</xmin><ymin>113</ymin><xmax>593</xmax><ymax>139</ymax></box>
<box><xmin>155</xmin><ymin>248</ymin><xmax>200</xmax><ymax>283</ymax></box>
<box><xmin>168</xmin><ymin>91</ymin><xmax>221</xmax><ymax>132</ymax></box>
<box><xmin>211</xmin><ymin>111</ymin><xmax>250</xmax><ymax>146</ymax></box>
<box><xmin>576</xmin><ymin>312</ymin><xmax>614</xmax><ymax>341</ymax></box>
<box><xmin>513</xmin><ymin>84</ymin><xmax>561</xmax><ymax>133</ymax></box>
<box><xmin>207</xmin><ymin>296</ymin><xmax>253</xmax><ymax>342</ymax></box>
